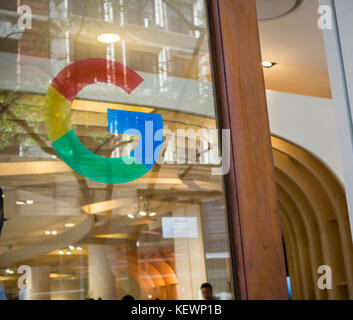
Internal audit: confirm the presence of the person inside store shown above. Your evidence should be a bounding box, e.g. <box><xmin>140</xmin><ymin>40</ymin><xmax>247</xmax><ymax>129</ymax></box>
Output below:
<box><xmin>200</xmin><ymin>282</ymin><xmax>217</xmax><ymax>300</ymax></box>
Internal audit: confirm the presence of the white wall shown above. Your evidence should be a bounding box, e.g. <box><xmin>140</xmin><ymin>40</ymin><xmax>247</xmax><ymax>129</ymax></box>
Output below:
<box><xmin>266</xmin><ymin>90</ymin><xmax>344</xmax><ymax>182</ymax></box>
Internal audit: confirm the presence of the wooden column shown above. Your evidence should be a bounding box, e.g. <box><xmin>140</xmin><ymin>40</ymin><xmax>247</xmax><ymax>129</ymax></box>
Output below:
<box><xmin>207</xmin><ymin>0</ymin><xmax>288</xmax><ymax>299</ymax></box>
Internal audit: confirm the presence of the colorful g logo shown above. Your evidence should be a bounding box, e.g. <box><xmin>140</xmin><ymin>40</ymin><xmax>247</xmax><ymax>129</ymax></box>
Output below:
<box><xmin>45</xmin><ymin>58</ymin><xmax>163</xmax><ymax>184</ymax></box>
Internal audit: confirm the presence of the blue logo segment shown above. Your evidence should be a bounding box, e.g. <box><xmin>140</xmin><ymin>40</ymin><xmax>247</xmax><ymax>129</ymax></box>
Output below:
<box><xmin>107</xmin><ymin>109</ymin><xmax>163</xmax><ymax>170</ymax></box>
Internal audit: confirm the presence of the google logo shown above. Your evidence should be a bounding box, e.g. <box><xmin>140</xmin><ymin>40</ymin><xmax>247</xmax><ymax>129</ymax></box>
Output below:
<box><xmin>45</xmin><ymin>58</ymin><xmax>163</xmax><ymax>184</ymax></box>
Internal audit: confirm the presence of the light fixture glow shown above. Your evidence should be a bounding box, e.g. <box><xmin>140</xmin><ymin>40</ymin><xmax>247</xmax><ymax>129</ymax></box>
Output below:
<box><xmin>76</xmin><ymin>247</ymin><xmax>82</xmax><ymax>251</ymax></box>
<box><xmin>97</xmin><ymin>33</ymin><xmax>120</xmax><ymax>44</ymax></box>
<box><xmin>16</xmin><ymin>200</ymin><xmax>35</xmax><ymax>205</ymax></box>
<box><xmin>128</xmin><ymin>214</ymin><xmax>135</xmax><ymax>219</ymax></box>
<box><xmin>45</xmin><ymin>231</ymin><xmax>51</xmax><ymax>235</ymax></box>
<box><xmin>5</xmin><ymin>269</ymin><xmax>14</xmax><ymax>274</ymax></box>
<box><xmin>65</xmin><ymin>223</ymin><xmax>75</xmax><ymax>228</ymax></box>
<box><xmin>66</xmin><ymin>251</ymin><xmax>72</xmax><ymax>255</ymax></box>
<box><xmin>262</xmin><ymin>60</ymin><xmax>276</xmax><ymax>68</ymax></box>
<box><xmin>149</xmin><ymin>212</ymin><xmax>156</xmax><ymax>217</ymax></box>
<box><xmin>51</xmin><ymin>231</ymin><xmax>57</xmax><ymax>235</ymax></box>
<box><xmin>139</xmin><ymin>211</ymin><xmax>147</xmax><ymax>217</ymax></box>
<box><xmin>68</xmin><ymin>245</ymin><xmax>75</xmax><ymax>250</ymax></box>
<box><xmin>58</xmin><ymin>250</ymin><xmax>64</xmax><ymax>255</ymax></box>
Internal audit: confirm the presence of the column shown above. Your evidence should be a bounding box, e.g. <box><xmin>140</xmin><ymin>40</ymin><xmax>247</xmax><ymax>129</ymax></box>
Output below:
<box><xmin>320</xmin><ymin>0</ymin><xmax>353</xmax><ymax>241</ymax></box>
<box><xmin>29</xmin><ymin>266</ymin><xmax>51</xmax><ymax>300</ymax></box>
<box><xmin>88</xmin><ymin>244</ymin><xmax>117</xmax><ymax>300</ymax></box>
<box><xmin>172</xmin><ymin>204</ymin><xmax>207</xmax><ymax>300</ymax></box>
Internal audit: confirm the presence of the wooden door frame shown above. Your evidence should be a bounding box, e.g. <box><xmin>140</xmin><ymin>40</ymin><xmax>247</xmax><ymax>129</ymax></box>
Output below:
<box><xmin>207</xmin><ymin>0</ymin><xmax>289</xmax><ymax>299</ymax></box>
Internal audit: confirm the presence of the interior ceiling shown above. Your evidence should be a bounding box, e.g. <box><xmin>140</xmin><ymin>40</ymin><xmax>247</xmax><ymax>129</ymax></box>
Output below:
<box><xmin>257</xmin><ymin>0</ymin><xmax>332</xmax><ymax>98</ymax></box>
<box><xmin>256</xmin><ymin>0</ymin><xmax>300</xmax><ymax>21</ymax></box>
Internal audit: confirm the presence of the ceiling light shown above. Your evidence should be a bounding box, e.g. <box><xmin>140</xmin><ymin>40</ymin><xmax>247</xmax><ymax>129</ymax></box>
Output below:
<box><xmin>149</xmin><ymin>212</ymin><xmax>156</xmax><ymax>217</ymax></box>
<box><xmin>16</xmin><ymin>200</ymin><xmax>35</xmax><ymax>205</ymax></box>
<box><xmin>97</xmin><ymin>33</ymin><xmax>120</xmax><ymax>44</ymax></box>
<box><xmin>45</xmin><ymin>231</ymin><xmax>51</xmax><ymax>235</ymax></box>
<box><xmin>5</xmin><ymin>269</ymin><xmax>14</xmax><ymax>274</ymax></box>
<box><xmin>68</xmin><ymin>245</ymin><xmax>75</xmax><ymax>250</ymax></box>
<box><xmin>58</xmin><ymin>250</ymin><xmax>64</xmax><ymax>255</ymax></box>
<box><xmin>66</xmin><ymin>251</ymin><xmax>72</xmax><ymax>255</ymax></box>
<box><xmin>51</xmin><ymin>231</ymin><xmax>57</xmax><ymax>235</ymax></box>
<box><xmin>139</xmin><ymin>211</ymin><xmax>147</xmax><ymax>217</ymax></box>
<box><xmin>65</xmin><ymin>223</ymin><xmax>75</xmax><ymax>228</ymax></box>
<box><xmin>262</xmin><ymin>60</ymin><xmax>276</xmax><ymax>68</ymax></box>
<box><xmin>128</xmin><ymin>214</ymin><xmax>135</xmax><ymax>219</ymax></box>
<box><xmin>76</xmin><ymin>247</ymin><xmax>82</xmax><ymax>251</ymax></box>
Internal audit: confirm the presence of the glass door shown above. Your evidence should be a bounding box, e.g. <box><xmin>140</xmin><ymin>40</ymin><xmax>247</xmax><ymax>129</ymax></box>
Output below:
<box><xmin>0</xmin><ymin>0</ymin><xmax>234</xmax><ymax>300</ymax></box>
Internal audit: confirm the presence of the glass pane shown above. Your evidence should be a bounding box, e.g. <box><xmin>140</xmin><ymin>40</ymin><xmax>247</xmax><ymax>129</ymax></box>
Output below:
<box><xmin>0</xmin><ymin>0</ymin><xmax>234</xmax><ymax>300</ymax></box>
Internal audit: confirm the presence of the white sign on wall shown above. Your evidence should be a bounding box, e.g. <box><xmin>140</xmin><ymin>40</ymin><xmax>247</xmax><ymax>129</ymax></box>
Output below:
<box><xmin>162</xmin><ymin>217</ymin><xmax>199</xmax><ymax>239</ymax></box>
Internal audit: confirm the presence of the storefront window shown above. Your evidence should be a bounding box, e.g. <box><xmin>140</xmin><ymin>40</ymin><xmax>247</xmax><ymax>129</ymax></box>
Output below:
<box><xmin>0</xmin><ymin>0</ymin><xmax>234</xmax><ymax>300</ymax></box>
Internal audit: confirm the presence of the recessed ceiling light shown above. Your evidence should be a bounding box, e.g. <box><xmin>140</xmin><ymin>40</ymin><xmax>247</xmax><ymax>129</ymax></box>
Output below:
<box><xmin>262</xmin><ymin>60</ymin><xmax>276</xmax><ymax>68</ymax></box>
<box><xmin>139</xmin><ymin>211</ymin><xmax>147</xmax><ymax>217</ymax></box>
<box><xmin>65</xmin><ymin>223</ymin><xmax>75</xmax><ymax>228</ymax></box>
<box><xmin>128</xmin><ymin>214</ymin><xmax>135</xmax><ymax>219</ymax></box>
<box><xmin>149</xmin><ymin>212</ymin><xmax>156</xmax><ymax>217</ymax></box>
<box><xmin>97</xmin><ymin>33</ymin><xmax>120</xmax><ymax>44</ymax></box>
<box><xmin>45</xmin><ymin>231</ymin><xmax>51</xmax><ymax>235</ymax></box>
<box><xmin>5</xmin><ymin>269</ymin><xmax>14</xmax><ymax>274</ymax></box>
<box><xmin>16</xmin><ymin>200</ymin><xmax>26</xmax><ymax>205</ymax></box>
<box><xmin>51</xmin><ymin>231</ymin><xmax>57</xmax><ymax>235</ymax></box>
<box><xmin>58</xmin><ymin>250</ymin><xmax>64</xmax><ymax>255</ymax></box>
<box><xmin>66</xmin><ymin>251</ymin><xmax>72</xmax><ymax>255</ymax></box>
<box><xmin>76</xmin><ymin>247</ymin><xmax>82</xmax><ymax>251</ymax></box>
<box><xmin>68</xmin><ymin>245</ymin><xmax>75</xmax><ymax>250</ymax></box>
<box><xmin>25</xmin><ymin>200</ymin><xmax>34</xmax><ymax>205</ymax></box>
